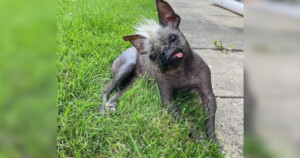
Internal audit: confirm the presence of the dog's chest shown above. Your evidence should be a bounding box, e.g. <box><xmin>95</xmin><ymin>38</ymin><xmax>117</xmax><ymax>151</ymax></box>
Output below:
<box><xmin>164</xmin><ymin>69</ymin><xmax>198</xmax><ymax>90</ymax></box>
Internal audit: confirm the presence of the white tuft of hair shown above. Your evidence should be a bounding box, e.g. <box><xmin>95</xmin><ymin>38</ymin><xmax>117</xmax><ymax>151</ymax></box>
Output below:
<box><xmin>134</xmin><ymin>19</ymin><xmax>162</xmax><ymax>44</ymax></box>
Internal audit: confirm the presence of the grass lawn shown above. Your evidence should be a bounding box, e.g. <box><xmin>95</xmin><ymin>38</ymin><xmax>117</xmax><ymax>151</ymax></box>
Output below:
<box><xmin>57</xmin><ymin>0</ymin><xmax>224</xmax><ymax>157</ymax></box>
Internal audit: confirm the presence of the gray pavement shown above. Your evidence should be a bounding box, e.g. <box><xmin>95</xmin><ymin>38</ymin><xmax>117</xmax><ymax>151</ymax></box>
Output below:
<box><xmin>169</xmin><ymin>0</ymin><xmax>243</xmax><ymax>50</ymax></box>
<box><xmin>168</xmin><ymin>0</ymin><xmax>244</xmax><ymax>157</ymax></box>
<box><xmin>195</xmin><ymin>49</ymin><xmax>243</xmax><ymax>97</ymax></box>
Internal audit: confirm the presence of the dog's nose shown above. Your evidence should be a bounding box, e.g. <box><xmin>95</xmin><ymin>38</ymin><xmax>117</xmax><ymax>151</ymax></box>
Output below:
<box><xmin>162</xmin><ymin>52</ymin><xmax>166</xmax><ymax>56</ymax></box>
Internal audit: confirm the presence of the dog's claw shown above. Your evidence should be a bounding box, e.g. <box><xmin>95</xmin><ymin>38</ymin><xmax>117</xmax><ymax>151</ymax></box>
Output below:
<box><xmin>99</xmin><ymin>102</ymin><xmax>116</xmax><ymax>114</ymax></box>
<box><xmin>195</xmin><ymin>134</ymin><xmax>204</xmax><ymax>143</ymax></box>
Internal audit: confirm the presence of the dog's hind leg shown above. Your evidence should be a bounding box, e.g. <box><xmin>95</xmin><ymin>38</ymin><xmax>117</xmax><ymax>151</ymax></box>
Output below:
<box><xmin>103</xmin><ymin>75</ymin><xmax>137</xmax><ymax>113</ymax></box>
<box><xmin>100</xmin><ymin>48</ymin><xmax>137</xmax><ymax>114</ymax></box>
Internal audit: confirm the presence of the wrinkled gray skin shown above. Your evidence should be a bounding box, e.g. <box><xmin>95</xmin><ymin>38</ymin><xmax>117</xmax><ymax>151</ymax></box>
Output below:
<box><xmin>100</xmin><ymin>0</ymin><xmax>221</xmax><ymax>150</ymax></box>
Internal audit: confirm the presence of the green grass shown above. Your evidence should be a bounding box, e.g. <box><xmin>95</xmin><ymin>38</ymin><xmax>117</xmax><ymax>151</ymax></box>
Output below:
<box><xmin>57</xmin><ymin>0</ymin><xmax>224</xmax><ymax>157</ymax></box>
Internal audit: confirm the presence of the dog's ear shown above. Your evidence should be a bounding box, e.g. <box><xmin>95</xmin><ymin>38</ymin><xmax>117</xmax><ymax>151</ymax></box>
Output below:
<box><xmin>123</xmin><ymin>35</ymin><xmax>147</xmax><ymax>54</ymax></box>
<box><xmin>156</xmin><ymin>0</ymin><xmax>181</xmax><ymax>28</ymax></box>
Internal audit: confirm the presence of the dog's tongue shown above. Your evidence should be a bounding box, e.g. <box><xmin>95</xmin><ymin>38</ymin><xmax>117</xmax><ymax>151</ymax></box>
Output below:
<box><xmin>173</xmin><ymin>52</ymin><xmax>183</xmax><ymax>58</ymax></box>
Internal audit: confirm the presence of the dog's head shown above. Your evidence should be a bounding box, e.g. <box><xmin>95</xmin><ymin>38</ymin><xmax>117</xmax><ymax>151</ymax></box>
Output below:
<box><xmin>124</xmin><ymin>0</ymin><xmax>191</xmax><ymax>73</ymax></box>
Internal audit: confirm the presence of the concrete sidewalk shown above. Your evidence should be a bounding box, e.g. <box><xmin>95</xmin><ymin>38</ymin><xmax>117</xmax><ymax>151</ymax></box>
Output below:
<box><xmin>168</xmin><ymin>0</ymin><xmax>244</xmax><ymax>157</ymax></box>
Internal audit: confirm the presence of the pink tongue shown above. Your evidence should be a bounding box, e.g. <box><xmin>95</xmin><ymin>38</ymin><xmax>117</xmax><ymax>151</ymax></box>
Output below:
<box><xmin>174</xmin><ymin>52</ymin><xmax>183</xmax><ymax>58</ymax></box>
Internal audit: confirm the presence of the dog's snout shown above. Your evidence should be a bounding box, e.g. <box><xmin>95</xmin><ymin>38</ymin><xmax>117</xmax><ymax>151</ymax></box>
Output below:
<box><xmin>162</xmin><ymin>47</ymin><xmax>168</xmax><ymax>56</ymax></box>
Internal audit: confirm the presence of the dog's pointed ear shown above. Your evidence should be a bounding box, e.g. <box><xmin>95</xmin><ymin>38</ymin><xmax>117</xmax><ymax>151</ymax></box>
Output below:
<box><xmin>123</xmin><ymin>35</ymin><xmax>147</xmax><ymax>54</ymax></box>
<box><xmin>156</xmin><ymin>0</ymin><xmax>181</xmax><ymax>28</ymax></box>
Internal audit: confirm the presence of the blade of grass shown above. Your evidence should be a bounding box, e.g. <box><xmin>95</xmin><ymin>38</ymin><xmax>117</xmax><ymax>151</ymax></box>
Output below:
<box><xmin>129</xmin><ymin>133</ymin><xmax>142</xmax><ymax>158</ymax></box>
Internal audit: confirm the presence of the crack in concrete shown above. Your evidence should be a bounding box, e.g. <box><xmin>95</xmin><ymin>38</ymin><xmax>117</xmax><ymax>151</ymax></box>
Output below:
<box><xmin>216</xmin><ymin>96</ymin><xmax>243</xmax><ymax>99</ymax></box>
<box><xmin>192</xmin><ymin>47</ymin><xmax>244</xmax><ymax>52</ymax></box>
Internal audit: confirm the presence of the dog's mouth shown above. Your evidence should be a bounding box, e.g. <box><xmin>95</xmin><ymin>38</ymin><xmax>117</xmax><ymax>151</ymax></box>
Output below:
<box><xmin>159</xmin><ymin>50</ymin><xmax>185</xmax><ymax>73</ymax></box>
<box><xmin>169</xmin><ymin>51</ymin><xmax>184</xmax><ymax>61</ymax></box>
<box><xmin>172</xmin><ymin>52</ymin><xmax>183</xmax><ymax>58</ymax></box>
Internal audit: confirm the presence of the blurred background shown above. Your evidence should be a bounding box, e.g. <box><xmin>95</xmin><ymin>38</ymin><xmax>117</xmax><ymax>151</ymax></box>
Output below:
<box><xmin>0</xmin><ymin>0</ymin><xmax>56</xmax><ymax>157</ymax></box>
<box><xmin>244</xmin><ymin>0</ymin><xmax>300</xmax><ymax>157</ymax></box>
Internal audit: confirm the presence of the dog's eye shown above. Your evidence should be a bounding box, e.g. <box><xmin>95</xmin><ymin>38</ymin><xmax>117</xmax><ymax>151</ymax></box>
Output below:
<box><xmin>169</xmin><ymin>34</ymin><xmax>177</xmax><ymax>43</ymax></box>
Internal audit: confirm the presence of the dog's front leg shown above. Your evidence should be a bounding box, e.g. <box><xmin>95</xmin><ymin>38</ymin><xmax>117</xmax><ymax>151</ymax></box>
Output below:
<box><xmin>199</xmin><ymin>91</ymin><xmax>225</xmax><ymax>152</ymax></box>
<box><xmin>197</xmin><ymin>78</ymin><xmax>219</xmax><ymax>144</ymax></box>
<box><xmin>156</xmin><ymin>78</ymin><xmax>181</xmax><ymax>118</ymax></box>
<box><xmin>200</xmin><ymin>91</ymin><xmax>218</xmax><ymax>142</ymax></box>
<box><xmin>156</xmin><ymin>77</ymin><xmax>204</xmax><ymax>142</ymax></box>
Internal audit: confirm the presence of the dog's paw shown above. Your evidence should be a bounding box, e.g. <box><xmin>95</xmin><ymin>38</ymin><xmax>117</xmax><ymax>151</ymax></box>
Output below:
<box><xmin>218</xmin><ymin>144</ymin><xmax>225</xmax><ymax>154</ymax></box>
<box><xmin>99</xmin><ymin>103</ymin><xmax>106</xmax><ymax>114</ymax></box>
<box><xmin>190</xmin><ymin>132</ymin><xmax>205</xmax><ymax>144</ymax></box>
<box><xmin>99</xmin><ymin>102</ymin><xmax>116</xmax><ymax>114</ymax></box>
<box><xmin>106</xmin><ymin>103</ymin><xmax>116</xmax><ymax>113</ymax></box>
